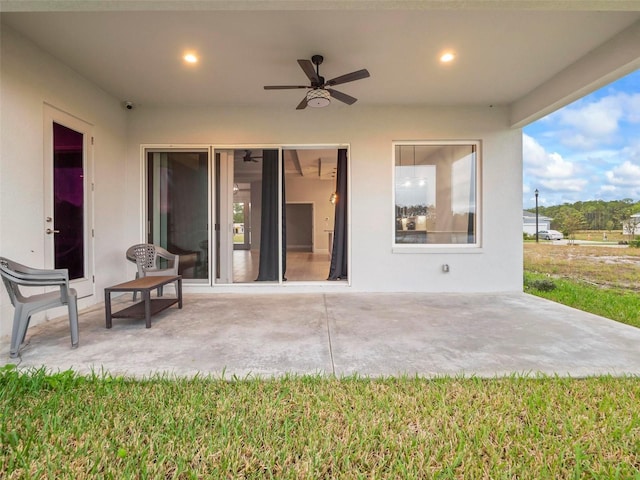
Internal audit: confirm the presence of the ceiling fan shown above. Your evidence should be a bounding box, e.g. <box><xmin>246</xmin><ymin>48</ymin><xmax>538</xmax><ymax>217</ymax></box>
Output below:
<box><xmin>243</xmin><ymin>150</ymin><xmax>261</xmax><ymax>162</ymax></box>
<box><xmin>264</xmin><ymin>55</ymin><xmax>370</xmax><ymax>110</ymax></box>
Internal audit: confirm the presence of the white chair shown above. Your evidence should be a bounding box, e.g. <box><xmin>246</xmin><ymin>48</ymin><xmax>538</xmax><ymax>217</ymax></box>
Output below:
<box><xmin>125</xmin><ymin>244</ymin><xmax>179</xmax><ymax>300</ymax></box>
<box><xmin>0</xmin><ymin>257</ymin><xmax>79</xmax><ymax>358</ymax></box>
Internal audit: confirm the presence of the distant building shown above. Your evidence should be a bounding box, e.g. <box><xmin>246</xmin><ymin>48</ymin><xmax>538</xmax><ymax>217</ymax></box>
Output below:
<box><xmin>623</xmin><ymin>213</ymin><xmax>640</xmax><ymax>236</ymax></box>
<box><xmin>523</xmin><ymin>210</ymin><xmax>552</xmax><ymax>235</ymax></box>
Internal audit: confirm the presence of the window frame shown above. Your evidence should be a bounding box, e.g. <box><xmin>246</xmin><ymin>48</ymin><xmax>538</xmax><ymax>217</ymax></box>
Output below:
<box><xmin>391</xmin><ymin>140</ymin><xmax>482</xmax><ymax>253</ymax></box>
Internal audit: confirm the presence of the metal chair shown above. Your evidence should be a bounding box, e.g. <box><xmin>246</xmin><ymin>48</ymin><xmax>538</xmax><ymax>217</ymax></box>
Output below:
<box><xmin>125</xmin><ymin>244</ymin><xmax>179</xmax><ymax>300</ymax></box>
<box><xmin>0</xmin><ymin>257</ymin><xmax>79</xmax><ymax>358</ymax></box>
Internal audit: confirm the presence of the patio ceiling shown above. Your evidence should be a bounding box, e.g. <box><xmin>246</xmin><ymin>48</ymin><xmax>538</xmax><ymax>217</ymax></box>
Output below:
<box><xmin>1</xmin><ymin>1</ymin><xmax>639</xmax><ymax>126</ymax></box>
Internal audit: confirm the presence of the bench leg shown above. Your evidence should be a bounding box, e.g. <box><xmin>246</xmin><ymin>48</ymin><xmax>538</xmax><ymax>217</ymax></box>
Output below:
<box><xmin>144</xmin><ymin>290</ymin><xmax>152</xmax><ymax>328</ymax></box>
<box><xmin>105</xmin><ymin>290</ymin><xmax>113</xmax><ymax>328</ymax></box>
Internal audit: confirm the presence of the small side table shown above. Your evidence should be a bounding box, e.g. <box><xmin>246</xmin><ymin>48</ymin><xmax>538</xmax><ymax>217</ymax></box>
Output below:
<box><xmin>105</xmin><ymin>275</ymin><xmax>182</xmax><ymax>329</ymax></box>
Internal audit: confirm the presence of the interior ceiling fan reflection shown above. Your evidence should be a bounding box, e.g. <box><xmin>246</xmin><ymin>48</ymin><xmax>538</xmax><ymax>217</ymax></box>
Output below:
<box><xmin>243</xmin><ymin>150</ymin><xmax>262</xmax><ymax>162</ymax></box>
<box><xmin>264</xmin><ymin>55</ymin><xmax>370</xmax><ymax>109</ymax></box>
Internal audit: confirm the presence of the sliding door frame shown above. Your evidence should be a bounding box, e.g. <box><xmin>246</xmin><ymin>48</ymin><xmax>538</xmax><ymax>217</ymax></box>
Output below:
<box><xmin>141</xmin><ymin>143</ymin><xmax>351</xmax><ymax>288</ymax></box>
<box><xmin>141</xmin><ymin>145</ymin><xmax>212</xmax><ymax>283</ymax></box>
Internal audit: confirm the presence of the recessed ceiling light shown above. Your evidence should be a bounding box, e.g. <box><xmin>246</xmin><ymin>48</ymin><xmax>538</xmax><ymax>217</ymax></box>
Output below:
<box><xmin>183</xmin><ymin>53</ymin><xmax>198</xmax><ymax>64</ymax></box>
<box><xmin>440</xmin><ymin>52</ymin><xmax>456</xmax><ymax>63</ymax></box>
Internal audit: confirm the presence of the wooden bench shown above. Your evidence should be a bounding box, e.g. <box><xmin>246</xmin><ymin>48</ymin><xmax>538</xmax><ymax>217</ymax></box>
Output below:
<box><xmin>105</xmin><ymin>275</ymin><xmax>182</xmax><ymax>328</ymax></box>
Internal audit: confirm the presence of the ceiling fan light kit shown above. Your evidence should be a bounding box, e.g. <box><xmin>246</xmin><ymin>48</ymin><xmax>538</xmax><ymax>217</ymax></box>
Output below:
<box><xmin>264</xmin><ymin>54</ymin><xmax>370</xmax><ymax>110</ymax></box>
<box><xmin>306</xmin><ymin>89</ymin><xmax>331</xmax><ymax>108</ymax></box>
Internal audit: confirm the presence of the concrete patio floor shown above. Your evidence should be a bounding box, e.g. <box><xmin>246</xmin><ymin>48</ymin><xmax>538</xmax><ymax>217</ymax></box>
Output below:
<box><xmin>2</xmin><ymin>292</ymin><xmax>640</xmax><ymax>379</ymax></box>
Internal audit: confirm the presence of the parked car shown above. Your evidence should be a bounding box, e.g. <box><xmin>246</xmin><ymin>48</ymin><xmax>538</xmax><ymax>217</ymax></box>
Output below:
<box><xmin>538</xmin><ymin>230</ymin><xmax>563</xmax><ymax>240</ymax></box>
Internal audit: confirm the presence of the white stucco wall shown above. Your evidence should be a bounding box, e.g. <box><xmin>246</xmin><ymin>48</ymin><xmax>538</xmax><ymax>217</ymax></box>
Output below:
<box><xmin>0</xmin><ymin>27</ymin><xmax>129</xmax><ymax>339</ymax></box>
<box><xmin>127</xmin><ymin>105</ymin><xmax>523</xmax><ymax>294</ymax></box>
<box><xmin>0</xmin><ymin>23</ymin><xmax>524</xmax><ymax>346</ymax></box>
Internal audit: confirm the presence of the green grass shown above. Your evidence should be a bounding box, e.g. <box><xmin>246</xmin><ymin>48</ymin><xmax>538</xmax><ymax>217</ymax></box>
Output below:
<box><xmin>2</xmin><ymin>366</ymin><xmax>640</xmax><ymax>479</ymax></box>
<box><xmin>524</xmin><ymin>272</ymin><xmax>640</xmax><ymax>329</ymax></box>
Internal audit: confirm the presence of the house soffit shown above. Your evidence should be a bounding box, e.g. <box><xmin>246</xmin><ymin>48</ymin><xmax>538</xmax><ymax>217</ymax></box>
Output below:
<box><xmin>1</xmin><ymin>1</ymin><xmax>639</xmax><ymax>126</ymax></box>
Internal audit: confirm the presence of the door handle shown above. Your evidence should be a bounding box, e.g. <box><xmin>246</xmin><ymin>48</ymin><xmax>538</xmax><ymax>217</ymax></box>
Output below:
<box><xmin>46</xmin><ymin>228</ymin><xmax>60</xmax><ymax>235</ymax></box>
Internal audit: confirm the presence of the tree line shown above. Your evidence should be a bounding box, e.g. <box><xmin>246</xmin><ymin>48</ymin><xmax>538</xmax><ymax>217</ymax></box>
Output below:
<box><xmin>526</xmin><ymin>199</ymin><xmax>640</xmax><ymax>235</ymax></box>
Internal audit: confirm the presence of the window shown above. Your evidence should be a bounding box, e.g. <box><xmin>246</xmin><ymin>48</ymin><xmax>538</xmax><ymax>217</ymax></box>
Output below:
<box><xmin>53</xmin><ymin>122</ymin><xmax>85</xmax><ymax>279</ymax></box>
<box><xmin>394</xmin><ymin>141</ymin><xmax>479</xmax><ymax>247</ymax></box>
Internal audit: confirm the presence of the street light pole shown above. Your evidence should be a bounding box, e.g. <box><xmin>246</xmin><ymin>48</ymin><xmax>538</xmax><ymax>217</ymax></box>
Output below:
<box><xmin>535</xmin><ymin>189</ymin><xmax>539</xmax><ymax>243</ymax></box>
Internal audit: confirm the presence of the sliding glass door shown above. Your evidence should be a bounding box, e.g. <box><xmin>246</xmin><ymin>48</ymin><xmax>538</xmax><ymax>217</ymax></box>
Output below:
<box><xmin>282</xmin><ymin>148</ymin><xmax>345</xmax><ymax>281</ymax></box>
<box><xmin>215</xmin><ymin>149</ymin><xmax>280</xmax><ymax>284</ymax></box>
<box><xmin>146</xmin><ymin>150</ymin><xmax>209</xmax><ymax>281</ymax></box>
<box><xmin>145</xmin><ymin>145</ymin><xmax>349</xmax><ymax>286</ymax></box>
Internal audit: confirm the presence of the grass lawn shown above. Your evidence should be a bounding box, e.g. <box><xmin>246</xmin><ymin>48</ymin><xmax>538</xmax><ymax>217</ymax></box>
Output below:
<box><xmin>524</xmin><ymin>242</ymin><xmax>640</xmax><ymax>292</ymax></box>
<box><xmin>524</xmin><ymin>271</ymin><xmax>640</xmax><ymax>329</ymax></box>
<box><xmin>524</xmin><ymin>242</ymin><xmax>640</xmax><ymax>328</ymax></box>
<box><xmin>2</xmin><ymin>366</ymin><xmax>640</xmax><ymax>479</ymax></box>
<box><xmin>2</xmin><ymin>243</ymin><xmax>640</xmax><ymax>478</ymax></box>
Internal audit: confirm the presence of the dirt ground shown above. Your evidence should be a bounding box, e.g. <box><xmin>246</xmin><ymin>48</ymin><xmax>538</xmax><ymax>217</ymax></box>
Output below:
<box><xmin>524</xmin><ymin>242</ymin><xmax>640</xmax><ymax>291</ymax></box>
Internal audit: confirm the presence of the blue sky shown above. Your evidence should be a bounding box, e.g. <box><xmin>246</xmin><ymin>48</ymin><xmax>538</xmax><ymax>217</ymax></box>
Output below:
<box><xmin>523</xmin><ymin>69</ymin><xmax>640</xmax><ymax>209</ymax></box>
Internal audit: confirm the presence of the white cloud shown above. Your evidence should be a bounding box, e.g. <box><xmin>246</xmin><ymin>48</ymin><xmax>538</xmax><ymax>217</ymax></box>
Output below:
<box><xmin>624</xmin><ymin>93</ymin><xmax>640</xmax><ymax>123</ymax></box>
<box><xmin>551</xmin><ymin>92</ymin><xmax>640</xmax><ymax>150</ymax></box>
<box><xmin>523</xmin><ymin>134</ymin><xmax>575</xmax><ymax>179</ymax></box>
<box><xmin>620</xmin><ymin>140</ymin><xmax>640</xmax><ymax>164</ymax></box>
<box><xmin>540</xmin><ymin>178</ymin><xmax>588</xmax><ymax>192</ymax></box>
<box><xmin>562</xmin><ymin>134</ymin><xmax>605</xmax><ymax>150</ymax></box>
<box><xmin>605</xmin><ymin>161</ymin><xmax>640</xmax><ymax>187</ymax></box>
<box><xmin>557</xmin><ymin>95</ymin><xmax>622</xmax><ymax>137</ymax></box>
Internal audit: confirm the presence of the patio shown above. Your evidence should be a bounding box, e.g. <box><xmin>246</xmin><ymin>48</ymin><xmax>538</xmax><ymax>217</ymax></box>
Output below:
<box><xmin>2</xmin><ymin>292</ymin><xmax>640</xmax><ymax>379</ymax></box>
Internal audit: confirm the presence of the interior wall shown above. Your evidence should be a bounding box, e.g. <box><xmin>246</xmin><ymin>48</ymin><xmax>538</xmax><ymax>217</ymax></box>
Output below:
<box><xmin>285</xmin><ymin>203</ymin><xmax>313</xmax><ymax>252</ymax></box>
<box><xmin>286</xmin><ymin>176</ymin><xmax>335</xmax><ymax>253</ymax></box>
<box><xmin>128</xmin><ymin>104</ymin><xmax>522</xmax><ymax>293</ymax></box>
<box><xmin>0</xmin><ymin>27</ymin><xmax>129</xmax><ymax>339</ymax></box>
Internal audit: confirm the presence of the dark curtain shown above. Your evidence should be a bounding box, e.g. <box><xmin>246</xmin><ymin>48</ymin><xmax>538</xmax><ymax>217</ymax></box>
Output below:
<box><xmin>328</xmin><ymin>149</ymin><xmax>348</xmax><ymax>280</ymax></box>
<box><xmin>256</xmin><ymin>150</ymin><xmax>286</xmax><ymax>281</ymax></box>
<box><xmin>281</xmin><ymin>157</ymin><xmax>287</xmax><ymax>281</ymax></box>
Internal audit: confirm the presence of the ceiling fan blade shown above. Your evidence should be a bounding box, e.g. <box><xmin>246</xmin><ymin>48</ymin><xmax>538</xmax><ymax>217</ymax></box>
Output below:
<box><xmin>264</xmin><ymin>85</ymin><xmax>309</xmax><ymax>90</ymax></box>
<box><xmin>326</xmin><ymin>69</ymin><xmax>370</xmax><ymax>87</ymax></box>
<box><xmin>327</xmin><ymin>89</ymin><xmax>357</xmax><ymax>105</ymax></box>
<box><xmin>296</xmin><ymin>96</ymin><xmax>308</xmax><ymax>110</ymax></box>
<box><xmin>298</xmin><ymin>59</ymin><xmax>320</xmax><ymax>84</ymax></box>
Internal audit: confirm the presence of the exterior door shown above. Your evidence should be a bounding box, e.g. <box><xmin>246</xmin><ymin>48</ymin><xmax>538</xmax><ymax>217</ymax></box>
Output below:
<box><xmin>44</xmin><ymin>106</ymin><xmax>94</xmax><ymax>298</ymax></box>
<box><xmin>233</xmin><ymin>200</ymin><xmax>251</xmax><ymax>251</ymax></box>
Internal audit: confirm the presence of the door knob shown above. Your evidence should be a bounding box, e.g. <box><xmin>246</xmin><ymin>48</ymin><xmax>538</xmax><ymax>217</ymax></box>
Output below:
<box><xmin>46</xmin><ymin>228</ymin><xmax>60</xmax><ymax>234</ymax></box>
